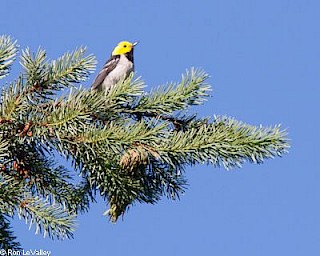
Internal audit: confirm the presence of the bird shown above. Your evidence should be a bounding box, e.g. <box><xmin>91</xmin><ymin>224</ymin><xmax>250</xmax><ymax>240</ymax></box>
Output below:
<box><xmin>91</xmin><ymin>41</ymin><xmax>138</xmax><ymax>92</ymax></box>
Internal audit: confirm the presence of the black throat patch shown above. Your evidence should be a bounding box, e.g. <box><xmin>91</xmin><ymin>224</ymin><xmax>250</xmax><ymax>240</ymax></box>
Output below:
<box><xmin>125</xmin><ymin>49</ymin><xmax>134</xmax><ymax>62</ymax></box>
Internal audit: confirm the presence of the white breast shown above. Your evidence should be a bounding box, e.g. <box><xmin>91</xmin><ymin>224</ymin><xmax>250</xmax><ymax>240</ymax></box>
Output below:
<box><xmin>102</xmin><ymin>55</ymin><xmax>134</xmax><ymax>91</ymax></box>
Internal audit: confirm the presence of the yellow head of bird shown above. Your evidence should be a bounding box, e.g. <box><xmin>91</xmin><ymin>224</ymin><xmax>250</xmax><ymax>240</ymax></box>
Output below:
<box><xmin>112</xmin><ymin>41</ymin><xmax>138</xmax><ymax>56</ymax></box>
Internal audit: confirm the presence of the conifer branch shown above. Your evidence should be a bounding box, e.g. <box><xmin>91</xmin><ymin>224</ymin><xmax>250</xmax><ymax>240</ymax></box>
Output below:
<box><xmin>0</xmin><ymin>35</ymin><xmax>18</xmax><ymax>79</ymax></box>
<box><xmin>155</xmin><ymin>116</ymin><xmax>288</xmax><ymax>169</ymax></box>
<box><xmin>0</xmin><ymin>214</ymin><xmax>21</xmax><ymax>250</ymax></box>
<box><xmin>0</xmin><ymin>36</ymin><xmax>290</xmax><ymax>237</ymax></box>
<box><xmin>22</xmin><ymin>156</ymin><xmax>92</xmax><ymax>214</ymax></box>
<box><xmin>128</xmin><ymin>69</ymin><xmax>211</xmax><ymax>115</ymax></box>
<box><xmin>18</xmin><ymin>195</ymin><xmax>76</xmax><ymax>239</ymax></box>
<box><xmin>0</xmin><ymin>174</ymin><xmax>24</xmax><ymax>215</ymax></box>
<box><xmin>19</xmin><ymin>47</ymin><xmax>96</xmax><ymax>103</ymax></box>
<box><xmin>0</xmin><ymin>140</ymin><xmax>9</xmax><ymax>159</ymax></box>
<box><xmin>46</xmin><ymin>47</ymin><xmax>96</xmax><ymax>89</ymax></box>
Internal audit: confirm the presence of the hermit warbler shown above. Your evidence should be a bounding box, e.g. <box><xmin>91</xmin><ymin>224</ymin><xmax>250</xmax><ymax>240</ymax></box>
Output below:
<box><xmin>91</xmin><ymin>41</ymin><xmax>138</xmax><ymax>92</ymax></box>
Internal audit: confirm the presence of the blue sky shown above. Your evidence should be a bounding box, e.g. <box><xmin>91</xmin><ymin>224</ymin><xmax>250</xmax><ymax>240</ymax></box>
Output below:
<box><xmin>1</xmin><ymin>0</ymin><xmax>320</xmax><ymax>255</ymax></box>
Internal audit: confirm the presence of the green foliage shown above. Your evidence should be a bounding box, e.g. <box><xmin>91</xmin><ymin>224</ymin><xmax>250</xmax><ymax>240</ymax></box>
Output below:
<box><xmin>19</xmin><ymin>47</ymin><xmax>96</xmax><ymax>103</ymax></box>
<box><xmin>17</xmin><ymin>194</ymin><xmax>76</xmax><ymax>240</ymax></box>
<box><xmin>0</xmin><ymin>214</ymin><xmax>21</xmax><ymax>250</ymax></box>
<box><xmin>0</xmin><ymin>35</ymin><xmax>18</xmax><ymax>79</ymax></box>
<box><xmin>0</xmin><ymin>36</ymin><xmax>289</xmax><ymax>248</ymax></box>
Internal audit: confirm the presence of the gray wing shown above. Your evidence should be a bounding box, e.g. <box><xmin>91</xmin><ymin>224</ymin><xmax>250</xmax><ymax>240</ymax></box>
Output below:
<box><xmin>91</xmin><ymin>55</ymin><xmax>120</xmax><ymax>90</ymax></box>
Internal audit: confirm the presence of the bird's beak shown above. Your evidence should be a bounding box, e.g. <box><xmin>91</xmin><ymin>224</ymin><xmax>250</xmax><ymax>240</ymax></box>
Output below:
<box><xmin>132</xmin><ymin>41</ymin><xmax>139</xmax><ymax>47</ymax></box>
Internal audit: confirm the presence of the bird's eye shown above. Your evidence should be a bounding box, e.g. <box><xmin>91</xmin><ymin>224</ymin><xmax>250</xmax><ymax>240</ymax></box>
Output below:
<box><xmin>123</xmin><ymin>44</ymin><xmax>127</xmax><ymax>48</ymax></box>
